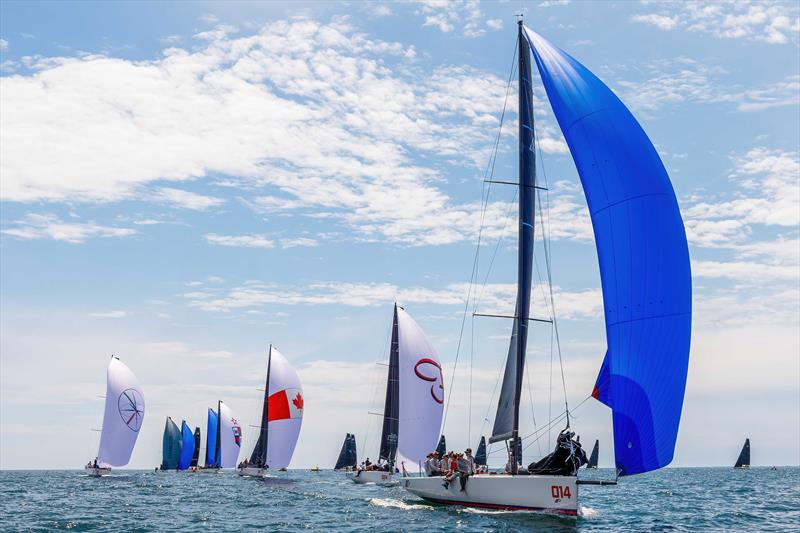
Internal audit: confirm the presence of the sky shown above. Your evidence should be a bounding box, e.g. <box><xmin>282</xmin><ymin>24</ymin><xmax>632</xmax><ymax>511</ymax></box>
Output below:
<box><xmin>1</xmin><ymin>0</ymin><xmax>798</xmax><ymax>470</ymax></box>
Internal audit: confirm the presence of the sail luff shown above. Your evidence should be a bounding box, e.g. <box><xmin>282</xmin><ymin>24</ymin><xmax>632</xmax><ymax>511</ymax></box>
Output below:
<box><xmin>489</xmin><ymin>22</ymin><xmax>537</xmax><ymax>469</ymax></box>
<box><xmin>379</xmin><ymin>304</ymin><xmax>400</xmax><ymax>465</ymax></box>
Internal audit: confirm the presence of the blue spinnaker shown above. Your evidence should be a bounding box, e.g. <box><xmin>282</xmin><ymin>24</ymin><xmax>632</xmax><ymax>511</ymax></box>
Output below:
<box><xmin>205</xmin><ymin>408</ymin><xmax>219</xmax><ymax>468</ymax></box>
<box><xmin>523</xmin><ymin>28</ymin><xmax>692</xmax><ymax>476</ymax></box>
<box><xmin>178</xmin><ymin>421</ymin><xmax>194</xmax><ymax>470</ymax></box>
<box><xmin>161</xmin><ymin>417</ymin><xmax>181</xmax><ymax>470</ymax></box>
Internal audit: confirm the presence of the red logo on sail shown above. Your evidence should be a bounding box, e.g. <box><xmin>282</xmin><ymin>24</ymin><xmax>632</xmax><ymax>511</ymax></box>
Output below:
<box><xmin>268</xmin><ymin>388</ymin><xmax>304</xmax><ymax>421</ymax></box>
<box><xmin>415</xmin><ymin>358</ymin><xmax>444</xmax><ymax>404</ymax></box>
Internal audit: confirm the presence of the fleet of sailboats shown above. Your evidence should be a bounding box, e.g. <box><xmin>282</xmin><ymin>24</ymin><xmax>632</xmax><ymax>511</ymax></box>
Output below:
<box><xmin>72</xmin><ymin>14</ymin><xmax>712</xmax><ymax>522</ymax></box>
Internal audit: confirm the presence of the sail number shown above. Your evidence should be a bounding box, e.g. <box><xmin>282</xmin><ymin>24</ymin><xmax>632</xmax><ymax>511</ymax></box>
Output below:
<box><xmin>551</xmin><ymin>485</ymin><xmax>572</xmax><ymax>500</ymax></box>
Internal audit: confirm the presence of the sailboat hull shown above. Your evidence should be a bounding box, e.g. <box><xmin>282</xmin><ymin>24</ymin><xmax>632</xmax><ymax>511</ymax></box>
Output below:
<box><xmin>350</xmin><ymin>470</ymin><xmax>395</xmax><ymax>485</ymax></box>
<box><xmin>403</xmin><ymin>474</ymin><xmax>578</xmax><ymax>515</ymax></box>
<box><xmin>238</xmin><ymin>467</ymin><xmax>269</xmax><ymax>477</ymax></box>
<box><xmin>84</xmin><ymin>466</ymin><xmax>111</xmax><ymax>477</ymax></box>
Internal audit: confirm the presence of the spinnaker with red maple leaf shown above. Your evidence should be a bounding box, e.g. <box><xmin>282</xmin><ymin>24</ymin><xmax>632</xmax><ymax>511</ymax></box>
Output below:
<box><xmin>238</xmin><ymin>345</ymin><xmax>304</xmax><ymax>477</ymax></box>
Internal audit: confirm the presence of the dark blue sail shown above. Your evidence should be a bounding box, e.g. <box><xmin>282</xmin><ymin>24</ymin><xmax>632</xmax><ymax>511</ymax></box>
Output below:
<box><xmin>178</xmin><ymin>421</ymin><xmax>194</xmax><ymax>470</ymax></box>
<box><xmin>436</xmin><ymin>435</ymin><xmax>447</xmax><ymax>457</ymax></box>
<box><xmin>161</xmin><ymin>417</ymin><xmax>181</xmax><ymax>470</ymax></box>
<box><xmin>490</xmin><ymin>23</ymin><xmax>537</xmax><ymax>461</ymax></box>
<box><xmin>523</xmin><ymin>28</ymin><xmax>692</xmax><ymax>476</ymax></box>
<box><xmin>205</xmin><ymin>408</ymin><xmax>219</xmax><ymax>468</ymax></box>
<box><xmin>475</xmin><ymin>436</ymin><xmax>487</xmax><ymax>466</ymax></box>
<box><xmin>191</xmin><ymin>427</ymin><xmax>201</xmax><ymax>467</ymax></box>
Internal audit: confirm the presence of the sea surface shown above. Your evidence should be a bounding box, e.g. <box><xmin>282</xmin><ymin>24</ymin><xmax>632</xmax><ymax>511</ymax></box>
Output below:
<box><xmin>1</xmin><ymin>468</ymin><xmax>798</xmax><ymax>532</ymax></box>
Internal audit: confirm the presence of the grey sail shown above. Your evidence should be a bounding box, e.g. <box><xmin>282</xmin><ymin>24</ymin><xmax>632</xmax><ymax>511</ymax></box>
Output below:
<box><xmin>734</xmin><ymin>438</ymin><xmax>750</xmax><ymax>468</ymax></box>
<box><xmin>588</xmin><ymin>440</ymin><xmax>599</xmax><ymax>468</ymax></box>
<box><xmin>347</xmin><ymin>434</ymin><xmax>357</xmax><ymax>468</ymax></box>
<box><xmin>489</xmin><ymin>21</ymin><xmax>537</xmax><ymax>465</ymax></box>
<box><xmin>379</xmin><ymin>305</ymin><xmax>400</xmax><ymax>465</ymax></box>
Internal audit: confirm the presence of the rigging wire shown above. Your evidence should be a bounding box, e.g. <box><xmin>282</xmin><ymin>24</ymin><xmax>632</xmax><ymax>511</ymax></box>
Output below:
<box><xmin>442</xmin><ymin>38</ymin><xmax>518</xmax><ymax>433</ymax></box>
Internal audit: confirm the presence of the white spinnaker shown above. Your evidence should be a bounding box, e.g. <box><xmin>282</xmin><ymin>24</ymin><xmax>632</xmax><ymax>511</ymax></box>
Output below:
<box><xmin>97</xmin><ymin>357</ymin><xmax>145</xmax><ymax>467</ymax></box>
<box><xmin>218</xmin><ymin>402</ymin><xmax>242</xmax><ymax>468</ymax></box>
<box><xmin>266</xmin><ymin>347</ymin><xmax>303</xmax><ymax>469</ymax></box>
<box><xmin>395</xmin><ymin>308</ymin><xmax>444</xmax><ymax>474</ymax></box>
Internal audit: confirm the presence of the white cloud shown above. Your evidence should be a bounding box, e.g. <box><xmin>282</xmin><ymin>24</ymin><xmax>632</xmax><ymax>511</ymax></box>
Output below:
<box><xmin>0</xmin><ymin>39</ymin><xmax>8</xmax><ymax>51</ymax></box>
<box><xmin>1</xmin><ymin>214</ymin><xmax>136</xmax><ymax>243</ymax></box>
<box><xmin>693</xmin><ymin>259</ymin><xmax>798</xmax><ymax>282</ymax></box>
<box><xmin>631</xmin><ymin>1</ymin><xmax>800</xmax><ymax>44</ymax></box>
<box><xmin>280</xmin><ymin>237</ymin><xmax>318</xmax><ymax>248</ymax></box>
<box><xmin>414</xmin><ymin>0</ymin><xmax>494</xmax><ymax>38</ymax></box>
<box><xmin>88</xmin><ymin>310</ymin><xmax>127</xmax><ymax>318</ymax></box>
<box><xmin>486</xmin><ymin>19</ymin><xmax>503</xmax><ymax>31</ymax></box>
<box><xmin>1</xmin><ymin>18</ymin><xmax>520</xmax><ymax>246</ymax></box>
<box><xmin>204</xmin><ymin>233</ymin><xmax>275</xmax><ymax>249</ymax></box>
<box><xmin>182</xmin><ymin>279</ymin><xmax>603</xmax><ymax>320</ymax></box>
<box><xmin>159</xmin><ymin>34</ymin><xmax>182</xmax><ymax>45</ymax></box>
<box><xmin>153</xmin><ymin>187</ymin><xmax>225</xmax><ymax>210</ymax></box>
<box><xmin>199</xmin><ymin>14</ymin><xmax>219</xmax><ymax>24</ymax></box>
<box><xmin>631</xmin><ymin>14</ymin><xmax>680</xmax><ymax>31</ymax></box>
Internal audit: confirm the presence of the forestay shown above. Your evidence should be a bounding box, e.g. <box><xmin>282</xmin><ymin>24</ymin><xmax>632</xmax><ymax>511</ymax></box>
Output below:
<box><xmin>523</xmin><ymin>27</ymin><xmax>692</xmax><ymax>476</ymax></box>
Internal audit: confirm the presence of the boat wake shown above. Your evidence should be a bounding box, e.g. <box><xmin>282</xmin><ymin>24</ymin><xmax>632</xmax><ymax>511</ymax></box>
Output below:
<box><xmin>579</xmin><ymin>506</ymin><xmax>599</xmax><ymax>518</ymax></box>
<box><xmin>369</xmin><ymin>498</ymin><xmax>431</xmax><ymax>511</ymax></box>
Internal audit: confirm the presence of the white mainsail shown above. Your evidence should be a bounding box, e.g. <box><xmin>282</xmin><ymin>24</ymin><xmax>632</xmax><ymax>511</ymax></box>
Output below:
<box><xmin>395</xmin><ymin>307</ymin><xmax>444</xmax><ymax>474</ymax></box>
<box><xmin>265</xmin><ymin>347</ymin><xmax>303</xmax><ymax>469</ymax></box>
<box><xmin>97</xmin><ymin>357</ymin><xmax>145</xmax><ymax>467</ymax></box>
<box><xmin>218</xmin><ymin>401</ymin><xmax>242</xmax><ymax>468</ymax></box>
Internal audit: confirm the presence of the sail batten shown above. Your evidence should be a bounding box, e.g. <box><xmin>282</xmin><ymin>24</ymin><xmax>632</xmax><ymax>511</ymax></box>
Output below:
<box><xmin>523</xmin><ymin>26</ymin><xmax>692</xmax><ymax>476</ymax></box>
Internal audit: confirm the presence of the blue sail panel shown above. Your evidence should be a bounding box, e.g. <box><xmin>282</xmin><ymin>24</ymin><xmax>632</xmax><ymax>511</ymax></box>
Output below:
<box><xmin>161</xmin><ymin>417</ymin><xmax>181</xmax><ymax>470</ymax></box>
<box><xmin>178</xmin><ymin>421</ymin><xmax>194</xmax><ymax>470</ymax></box>
<box><xmin>524</xmin><ymin>27</ymin><xmax>692</xmax><ymax>476</ymax></box>
<box><xmin>205</xmin><ymin>408</ymin><xmax>219</xmax><ymax>468</ymax></box>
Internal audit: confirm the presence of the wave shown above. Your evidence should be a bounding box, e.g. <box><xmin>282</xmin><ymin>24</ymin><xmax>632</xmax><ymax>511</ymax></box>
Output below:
<box><xmin>368</xmin><ymin>498</ymin><xmax>431</xmax><ymax>511</ymax></box>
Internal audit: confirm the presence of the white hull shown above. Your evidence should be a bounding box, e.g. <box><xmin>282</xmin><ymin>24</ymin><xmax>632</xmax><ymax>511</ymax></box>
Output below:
<box><xmin>198</xmin><ymin>468</ymin><xmax>221</xmax><ymax>474</ymax></box>
<box><xmin>238</xmin><ymin>467</ymin><xmax>269</xmax><ymax>477</ymax></box>
<box><xmin>403</xmin><ymin>474</ymin><xmax>578</xmax><ymax>516</ymax></box>
<box><xmin>85</xmin><ymin>466</ymin><xmax>111</xmax><ymax>477</ymax></box>
<box><xmin>351</xmin><ymin>470</ymin><xmax>395</xmax><ymax>485</ymax></box>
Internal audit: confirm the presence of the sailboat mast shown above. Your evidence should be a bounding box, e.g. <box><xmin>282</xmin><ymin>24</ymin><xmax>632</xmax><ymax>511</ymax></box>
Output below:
<box><xmin>512</xmin><ymin>19</ymin><xmax>537</xmax><ymax>474</ymax></box>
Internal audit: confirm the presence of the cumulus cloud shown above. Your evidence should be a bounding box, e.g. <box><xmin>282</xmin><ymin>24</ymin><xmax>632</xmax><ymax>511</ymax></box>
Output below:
<box><xmin>1</xmin><ymin>18</ymin><xmax>546</xmax><ymax>246</ymax></box>
<box><xmin>204</xmin><ymin>233</ymin><xmax>275</xmax><ymax>249</ymax></box>
<box><xmin>631</xmin><ymin>1</ymin><xmax>800</xmax><ymax>44</ymax></box>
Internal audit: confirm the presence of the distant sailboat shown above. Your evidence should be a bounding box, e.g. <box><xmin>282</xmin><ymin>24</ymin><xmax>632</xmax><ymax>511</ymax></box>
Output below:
<box><xmin>403</xmin><ymin>20</ymin><xmax>692</xmax><ymax>515</ymax></box>
<box><xmin>587</xmin><ymin>440</ymin><xmax>599</xmax><ymax>469</ymax></box>
<box><xmin>335</xmin><ymin>433</ymin><xmax>358</xmax><ymax>471</ymax></box>
<box><xmin>199</xmin><ymin>407</ymin><xmax>220</xmax><ymax>473</ymax></box>
<box><xmin>160</xmin><ymin>417</ymin><xmax>181</xmax><ymax>471</ymax></box>
<box><xmin>734</xmin><ymin>438</ymin><xmax>750</xmax><ymax>469</ymax></box>
<box><xmin>177</xmin><ymin>421</ymin><xmax>195</xmax><ymax>471</ymax></box>
<box><xmin>353</xmin><ymin>304</ymin><xmax>444</xmax><ymax>485</ymax></box>
<box><xmin>436</xmin><ymin>435</ymin><xmax>447</xmax><ymax>458</ymax></box>
<box><xmin>238</xmin><ymin>345</ymin><xmax>304</xmax><ymax>477</ymax></box>
<box><xmin>85</xmin><ymin>356</ymin><xmax>145</xmax><ymax>477</ymax></box>
<box><xmin>475</xmin><ymin>436</ymin><xmax>487</xmax><ymax>470</ymax></box>
<box><xmin>190</xmin><ymin>427</ymin><xmax>201</xmax><ymax>468</ymax></box>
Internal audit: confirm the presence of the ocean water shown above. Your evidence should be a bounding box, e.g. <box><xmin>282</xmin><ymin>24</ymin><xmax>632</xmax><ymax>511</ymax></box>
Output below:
<box><xmin>1</xmin><ymin>468</ymin><xmax>797</xmax><ymax>532</ymax></box>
